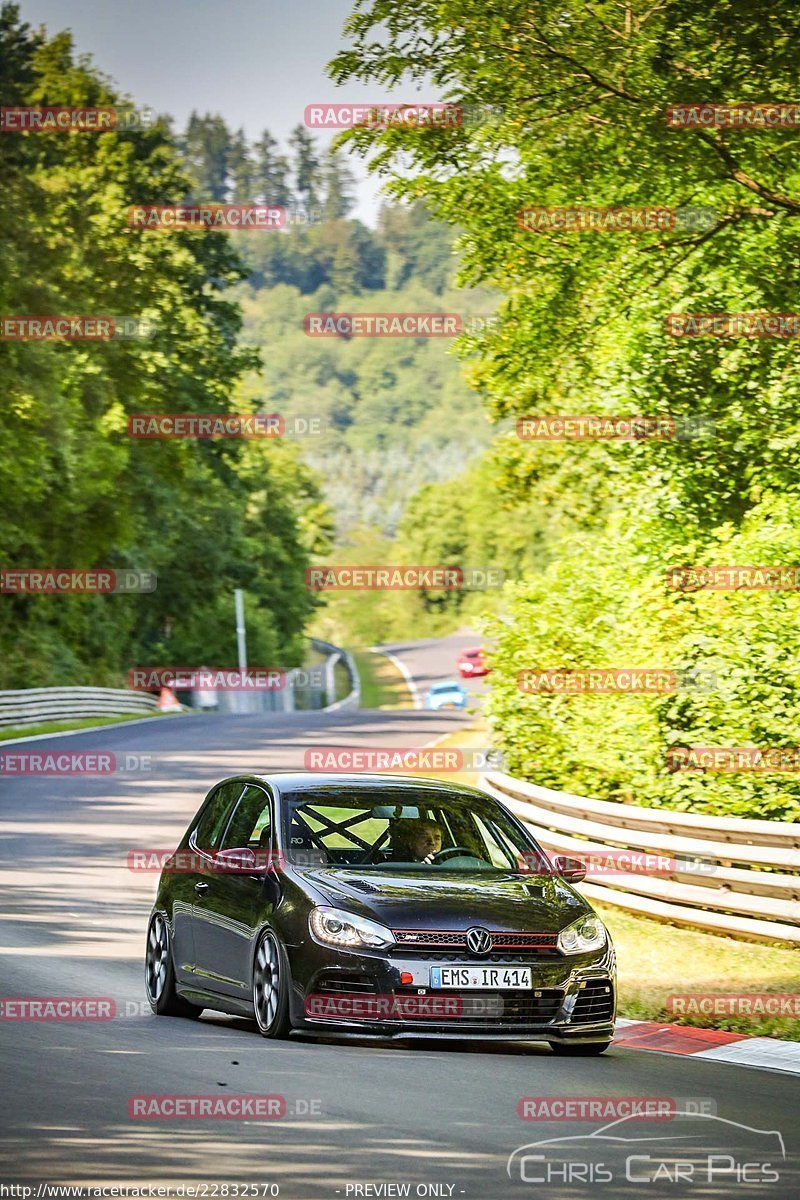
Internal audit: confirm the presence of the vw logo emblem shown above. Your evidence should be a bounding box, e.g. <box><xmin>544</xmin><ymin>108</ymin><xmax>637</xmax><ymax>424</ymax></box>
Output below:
<box><xmin>466</xmin><ymin>927</ymin><xmax>492</xmax><ymax>956</ymax></box>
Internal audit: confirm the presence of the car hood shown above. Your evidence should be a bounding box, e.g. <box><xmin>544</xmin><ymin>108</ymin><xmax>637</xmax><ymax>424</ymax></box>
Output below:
<box><xmin>293</xmin><ymin>865</ymin><xmax>587</xmax><ymax>932</ymax></box>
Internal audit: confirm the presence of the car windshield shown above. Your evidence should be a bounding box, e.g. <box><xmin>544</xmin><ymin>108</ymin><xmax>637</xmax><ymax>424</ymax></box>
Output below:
<box><xmin>432</xmin><ymin>683</ymin><xmax>459</xmax><ymax>692</ymax></box>
<box><xmin>281</xmin><ymin>786</ymin><xmax>549</xmax><ymax>872</ymax></box>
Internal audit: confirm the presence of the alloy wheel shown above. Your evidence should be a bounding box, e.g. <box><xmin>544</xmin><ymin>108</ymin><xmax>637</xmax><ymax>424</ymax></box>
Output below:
<box><xmin>146</xmin><ymin>914</ymin><xmax>169</xmax><ymax>1002</ymax></box>
<box><xmin>253</xmin><ymin>931</ymin><xmax>281</xmax><ymax>1032</ymax></box>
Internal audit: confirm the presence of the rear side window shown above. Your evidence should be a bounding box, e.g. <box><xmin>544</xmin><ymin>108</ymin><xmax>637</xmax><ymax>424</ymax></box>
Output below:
<box><xmin>195</xmin><ymin>782</ymin><xmax>244</xmax><ymax>851</ymax></box>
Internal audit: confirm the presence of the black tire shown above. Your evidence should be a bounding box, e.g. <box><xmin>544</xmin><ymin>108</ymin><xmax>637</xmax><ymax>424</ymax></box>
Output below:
<box><xmin>145</xmin><ymin>912</ymin><xmax>202</xmax><ymax>1019</ymax></box>
<box><xmin>252</xmin><ymin>928</ymin><xmax>291</xmax><ymax>1039</ymax></box>
<box><xmin>548</xmin><ymin>1040</ymin><xmax>611</xmax><ymax>1056</ymax></box>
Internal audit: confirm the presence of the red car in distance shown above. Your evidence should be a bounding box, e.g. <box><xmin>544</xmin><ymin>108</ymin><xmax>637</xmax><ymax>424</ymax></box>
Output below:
<box><xmin>457</xmin><ymin>647</ymin><xmax>490</xmax><ymax>678</ymax></box>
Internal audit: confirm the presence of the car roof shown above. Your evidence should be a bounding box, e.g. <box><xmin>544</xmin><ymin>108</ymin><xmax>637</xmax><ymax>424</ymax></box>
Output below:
<box><xmin>227</xmin><ymin>771</ymin><xmax>487</xmax><ymax>799</ymax></box>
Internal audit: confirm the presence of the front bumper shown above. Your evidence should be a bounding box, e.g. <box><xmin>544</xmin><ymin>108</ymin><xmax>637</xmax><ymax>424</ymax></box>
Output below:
<box><xmin>285</xmin><ymin>940</ymin><xmax>616</xmax><ymax>1042</ymax></box>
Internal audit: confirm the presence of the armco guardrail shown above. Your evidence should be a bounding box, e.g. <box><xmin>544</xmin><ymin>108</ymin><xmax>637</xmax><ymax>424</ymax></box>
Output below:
<box><xmin>482</xmin><ymin>771</ymin><xmax>800</xmax><ymax>944</ymax></box>
<box><xmin>0</xmin><ymin>686</ymin><xmax>159</xmax><ymax>729</ymax></box>
<box><xmin>0</xmin><ymin>642</ymin><xmax>361</xmax><ymax>730</ymax></box>
<box><xmin>311</xmin><ymin>638</ymin><xmax>361</xmax><ymax>711</ymax></box>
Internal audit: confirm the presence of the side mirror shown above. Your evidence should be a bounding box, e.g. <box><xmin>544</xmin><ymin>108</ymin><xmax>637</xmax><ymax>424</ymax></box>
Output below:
<box><xmin>553</xmin><ymin>855</ymin><xmax>586</xmax><ymax>883</ymax></box>
<box><xmin>213</xmin><ymin>847</ymin><xmax>259</xmax><ymax>873</ymax></box>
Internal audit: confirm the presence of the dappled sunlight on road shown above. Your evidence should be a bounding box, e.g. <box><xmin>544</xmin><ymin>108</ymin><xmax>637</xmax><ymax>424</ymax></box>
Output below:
<box><xmin>3</xmin><ymin>1120</ymin><xmax>498</xmax><ymax>1192</ymax></box>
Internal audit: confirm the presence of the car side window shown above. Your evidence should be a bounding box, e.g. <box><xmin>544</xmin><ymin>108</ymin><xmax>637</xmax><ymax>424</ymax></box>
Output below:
<box><xmin>219</xmin><ymin>784</ymin><xmax>272</xmax><ymax>851</ymax></box>
<box><xmin>194</xmin><ymin>782</ymin><xmax>245</xmax><ymax>851</ymax></box>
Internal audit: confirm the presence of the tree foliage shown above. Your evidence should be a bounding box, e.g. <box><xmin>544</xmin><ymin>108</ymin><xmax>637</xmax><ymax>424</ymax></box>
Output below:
<box><xmin>330</xmin><ymin>0</ymin><xmax>800</xmax><ymax>817</ymax></box>
<box><xmin>0</xmin><ymin>3</ymin><xmax>329</xmax><ymax>686</ymax></box>
<box><xmin>230</xmin><ymin>201</ymin><xmax>495</xmax><ymax>537</ymax></box>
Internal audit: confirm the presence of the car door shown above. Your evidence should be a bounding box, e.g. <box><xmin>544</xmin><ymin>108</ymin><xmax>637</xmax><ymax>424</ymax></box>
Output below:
<box><xmin>178</xmin><ymin>780</ymin><xmax>246</xmax><ymax>990</ymax></box>
<box><xmin>169</xmin><ymin>781</ymin><xmax>242</xmax><ymax>983</ymax></box>
<box><xmin>192</xmin><ymin>782</ymin><xmax>276</xmax><ymax>999</ymax></box>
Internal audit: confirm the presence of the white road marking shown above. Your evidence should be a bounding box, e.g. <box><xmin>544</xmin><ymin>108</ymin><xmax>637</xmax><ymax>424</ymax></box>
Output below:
<box><xmin>369</xmin><ymin>647</ymin><xmax>422</xmax><ymax>709</ymax></box>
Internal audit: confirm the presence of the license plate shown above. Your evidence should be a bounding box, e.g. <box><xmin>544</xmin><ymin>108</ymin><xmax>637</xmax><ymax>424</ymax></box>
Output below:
<box><xmin>430</xmin><ymin>966</ymin><xmax>532</xmax><ymax>990</ymax></box>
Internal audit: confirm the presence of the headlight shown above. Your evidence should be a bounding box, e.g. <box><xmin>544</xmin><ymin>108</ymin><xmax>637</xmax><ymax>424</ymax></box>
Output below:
<box><xmin>557</xmin><ymin>915</ymin><xmax>607</xmax><ymax>955</ymax></box>
<box><xmin>309</xmin><ymin>906</ymin><xmax>395</xmax><ymax>950</ymax></box>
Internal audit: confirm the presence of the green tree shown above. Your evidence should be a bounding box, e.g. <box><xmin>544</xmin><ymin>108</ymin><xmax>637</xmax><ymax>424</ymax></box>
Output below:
<box><xmin>327</xmin><ymin>0</ymin><xmax>800</xmax><ymax>820</ymax></box>
<box><xmin>0</xmin><ymin>3</ymin><xmax>329</xmax><ymax>686</ymax></box>
<box><xmin>321</xmin><ymin>145</ymin><xmax>356</xmax><ymax>220</ymax></box>
<box><xmin>253</xmin><ymin>129</ymin><xmax>292</xmax><ymax>206</ymax></box>
<box><xmin>228</xmin><ymin>127</ymin><xmax>254</xmax><ymax>200</ymax></box>
<box><xmin>288</xmin><ymin>123</ymin><xmax>322</xmax><ymax>213</ymax></box>
<box><xmin>330</xmin><ymin>0</ymin><xmax>800</xmax><ymax>528</ymax></box>
<box><xmin>181</xmin><ymin>111</ymin><xmax>231</xmax><ymax>201</ymax></box>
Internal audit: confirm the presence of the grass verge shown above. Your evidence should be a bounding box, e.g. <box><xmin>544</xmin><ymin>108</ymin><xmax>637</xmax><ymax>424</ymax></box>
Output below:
<box><xmin>353</xmin><ymin>649</ymin><xmax>413</xmax><ymax>709</ymax></box>
<box><xmin>597</xmin><ymin>902</ymin><xmax>799</xmax><ymax>1040</ymax></box>
<box><xmin>0</xmin><ymin>711</ymin><xmax>182</xmax><ymax>742</ymax></box>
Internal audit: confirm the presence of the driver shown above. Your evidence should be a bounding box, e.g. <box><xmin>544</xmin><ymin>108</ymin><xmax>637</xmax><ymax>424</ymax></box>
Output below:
<box><xmin>394</xmin><ymin>818</ymin><xmax>443</xmax><ymax>864</ymax></box>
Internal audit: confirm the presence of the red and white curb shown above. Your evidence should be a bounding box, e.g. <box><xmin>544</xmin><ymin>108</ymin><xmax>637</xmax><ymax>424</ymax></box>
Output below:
<box><xmin>614</xmin><ymin>1018</ymin><xmax>800</xmax><ymax>1075</ymax></box>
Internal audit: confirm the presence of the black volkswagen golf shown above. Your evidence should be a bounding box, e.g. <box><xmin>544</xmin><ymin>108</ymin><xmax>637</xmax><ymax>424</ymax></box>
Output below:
<box><xmin>145</xmin><ymin>773</ymin><xmax>616</xmax><ymax>1053</ymax></box>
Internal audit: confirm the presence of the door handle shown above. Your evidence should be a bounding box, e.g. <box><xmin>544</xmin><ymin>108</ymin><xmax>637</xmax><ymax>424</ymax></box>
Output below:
<box><xmin>195</xmin><ymin>881</ymin><xmax>209</xmax><ymax>893</ymax></box>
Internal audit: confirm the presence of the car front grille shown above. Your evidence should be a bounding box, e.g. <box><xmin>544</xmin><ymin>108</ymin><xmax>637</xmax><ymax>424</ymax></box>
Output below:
<box><xmin>571</xmin><ymin>980</ymin><xmax>614</xmax><ymax>1024</ymax></box>
<box><xmin>391</xmin><ymin>929</ymin><xmax>560</xmax><ymax>958</ymax></box>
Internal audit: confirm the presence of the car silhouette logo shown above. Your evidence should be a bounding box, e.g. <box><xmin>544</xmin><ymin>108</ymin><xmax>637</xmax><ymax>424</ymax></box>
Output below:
<box><xmin>466</xmin><ymin>927</ymin><xmax>492</xmax><ymax>955</ymax></box>
<box><xmin>507</xmin><ymin>1112</ymin><xmax>786</xmax><ymax>1184</ymax></box>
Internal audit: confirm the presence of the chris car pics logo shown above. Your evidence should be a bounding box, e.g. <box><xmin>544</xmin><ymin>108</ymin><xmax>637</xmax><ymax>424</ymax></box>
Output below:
<box><xmin>507</xmin><ymin>1112</ymin><xmax>785</xmax><ymax>1187</ymax></box>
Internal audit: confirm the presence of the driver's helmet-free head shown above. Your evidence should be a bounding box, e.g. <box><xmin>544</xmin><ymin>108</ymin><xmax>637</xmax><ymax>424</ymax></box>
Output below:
<box><xmin>390</xmin><ymin>817</ymin><xmax>444</xmax><ymax>860</ymax></box>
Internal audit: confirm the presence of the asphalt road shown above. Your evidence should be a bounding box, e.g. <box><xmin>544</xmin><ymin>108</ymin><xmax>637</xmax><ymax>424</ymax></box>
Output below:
<box><xmin>0</xmin><ymin>634</ymin><xmax>797</xmax><ymax>1198</ymax></box>
<box><xmin>378</xmin><ymin>630</ymin><xmax>491</xmax><ymax>706</ymax></box>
